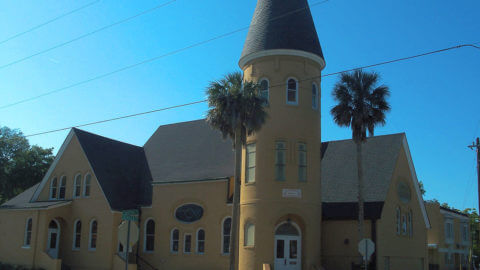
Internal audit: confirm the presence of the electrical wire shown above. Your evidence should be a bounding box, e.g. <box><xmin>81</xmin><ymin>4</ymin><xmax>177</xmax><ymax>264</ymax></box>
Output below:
<box><xmin>23</xmin><ymin>42</ymin><xmax>480</xmax><ymax>137</ymax></box>
<box><xmin>0</xmin><ymin>0</ymin><xmax>178</xmax><ymax>70</ymax></box>
<box><xmin>0</xmin><ymin>0</ymin><xmax>100</xmax><ymax>45</ymax></box>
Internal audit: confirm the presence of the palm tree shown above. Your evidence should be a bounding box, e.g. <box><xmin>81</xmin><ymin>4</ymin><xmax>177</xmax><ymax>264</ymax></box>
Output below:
<box><xmin>330</xmin><ymin>69</ymin><xmax>390</xmax><ymax>266</ymax></box>
<box><xmin>206</xmin><ymin>71</ymin><xmax>267</xmax><ymax>270</ymax></box>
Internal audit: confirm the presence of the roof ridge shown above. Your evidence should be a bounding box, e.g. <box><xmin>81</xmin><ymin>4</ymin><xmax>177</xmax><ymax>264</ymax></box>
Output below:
<box><xmin>323</xmin><ymin>132</ymin><xmax>406</xmax><ymax>144</ymax></box>
<box><xmin>73</xmin><ymin>128</ymin><xmax>142</xmax><ymax>149</ymax></box>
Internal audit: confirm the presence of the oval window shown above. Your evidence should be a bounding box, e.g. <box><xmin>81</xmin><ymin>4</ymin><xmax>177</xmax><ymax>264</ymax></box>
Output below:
<box><xmin>175</xmin><ymin>204</ymin><xmax>204</xmax><ymax>223</ymax></box>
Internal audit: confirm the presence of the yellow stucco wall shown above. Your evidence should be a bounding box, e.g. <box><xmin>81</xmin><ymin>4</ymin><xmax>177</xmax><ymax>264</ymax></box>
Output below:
<box><xmin>240</xmin><ymin>54</ymin><xmax>323</xmax><ymax>270</ymax></box>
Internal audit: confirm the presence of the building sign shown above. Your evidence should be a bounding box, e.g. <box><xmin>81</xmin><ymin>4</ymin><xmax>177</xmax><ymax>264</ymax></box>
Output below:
<box><xmin>122</xmin><ymin>209</ymin><xmax>139</xmax><ymax>221</ymax></box>
<box><xmin>282</xmin><ymin>189</ymin><xmax>302</xmax><ymax>198</ymax></box>
<box><xmin>175</xmin><ymin>204</ymin><xmax>204</xmax><ymax>223</ymax></box>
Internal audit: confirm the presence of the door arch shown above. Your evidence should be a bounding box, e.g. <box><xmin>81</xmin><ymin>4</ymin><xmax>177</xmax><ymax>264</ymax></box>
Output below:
<box><xmin>47</xmin><ymin>219</ymin><xmax>61</xmax><ymax>259</ymax></box>
<box><xmin>274</xmin><ymin>222</ymin><xmax>301</xmax><ymax>270</ymax></box>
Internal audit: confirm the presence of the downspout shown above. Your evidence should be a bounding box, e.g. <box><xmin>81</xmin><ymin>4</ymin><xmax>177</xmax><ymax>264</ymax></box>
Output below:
<box><xmin>371</xmin><ymin>219</ymin><xmax>377</xmax><ymax>270</ymax></box>
<box><xmin>32</xmin><ymin>210</ymin><xmax>41</xmax><ymax>268</ymax></box>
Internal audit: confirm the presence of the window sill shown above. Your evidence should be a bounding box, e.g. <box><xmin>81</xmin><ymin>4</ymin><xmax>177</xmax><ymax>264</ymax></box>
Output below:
<box><xmin>72</xmin><ymin>248</ymin><xmax>80</xmax><ymax>251</ymax></box>
<box><xmin>245</xmin><ymin>182</ymin><xmax>256</xmax><ymax>186</ymax></box>
<box><xmin>243</xmin><ymin>245</ymin><xmax>255</xmax><ymax>250</ymax></box>
<box><xmin>143</xmin><ymin>251</ymin><xmax>154</xmax><ymax>254</ymax></box>
<box><xmin>88</xmin><ymin>248</ymin><xmax>96</xmax><ymax>252</ymax></box>
<box><xmin>221</xmin><ymin>253</ymin><xmax>230</xmax><ymax>256</ymax></box>
<box><xmin>196</xmin><ymin>252</ymin><xmax>205</xmax><ymax>255</ymax></box>
<box><xmin>21</xmin><ymin>246</ymin><xmax>31</xmax><ymax>249</ymax></box>
<box><xmin>286</xmin><ymin>102</ymin><xmax>298</xmax><ymax>106</ymax></box>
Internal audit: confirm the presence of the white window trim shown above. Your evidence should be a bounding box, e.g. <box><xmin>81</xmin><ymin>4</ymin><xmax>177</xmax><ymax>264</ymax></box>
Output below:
<box><xmin>88</xmin><ymin>219</ymin><xmax>97</xmax><ymax>251</ymax></box>
<box><xmin>72</xmin><ymin>219</ymin><xmax>81</xmax><ymax>250</ymax></box>
<box><xmin>196</xmin><ymin>228</ymin><xmax>205</xmax><ymax>254</ymax></box>
<box><xmin>395</xmin><ymin>207</ymin><xmax>401</xmax><ymax>235</ymax></box>
<box><xmin>462</xmin><ymin>223</ymin><xmax>469</xmax><ymax>243</ymax></box>
<box><xmin>23</xmin><ymin>217</ymin><xmax>33</xmax><ymax>248</ymax></box>
<box><xmin>221</xmin><ymin>216</ymin><xmax>232</xmax><ymax>255</ymax></box>
<box><xmin>245</xmin><ymin>143</ymin><xmax>256</xmax><ymax>183</ymax></box>
<box><xmin>275</xmin><ymin>141</ymin><xmax>287</xmax><ymax>181</ymax></box>
<box><xmin>286</xmin><ymin>77</ymin><xmax>299</xmax><ymax>105</ymax></box>
<box><xmin>445</xmin><ymin>219</ymin><xmax>454</xmax><ymax>244</ymax></box>
<box><xmin>312</xmin><ymin>82</ymin><xmax>319</xmax><ymax>110</ymax></box>
<box><xmin>73</xmin><ymin>174</ymin><xmax>82</xmax><ymax>198</ymax></box>
<box><xmin>49</xmin><ymin>177</ymin><xmax>58</xmax><ymax>200</ymax></box>
<box><xmin>170</xmin><ymin>228</ymin><xmax>179</xmax><ymax>254</ymax></box>
<box><xmin>58</xmin><ymin>176</ymin><xmax>67</xmax><ymax>200</ymax></box>
<box><xmin>244</xmin><ymin>223</ymin><xmax>255</xmax><ymax>247</ymax></box>
<box><xmin>298</xmin><ymin>142</ymin><xmax>307</xmax><ymax>182</ymax></box>
<box><xmin>259</xmin><ymin>78</ymin><xmax>269</xmax><ymax>105</ymax></box>
<box><xmin>143</xmin><ymin>218</ymin><xmax>155</xmax><ymax>253</ymax></box>
<box><xmin>183</xmin><ymin>233</ymin><xmax>192</xmax><ymax>254</ymax></box>
<box><xmin>83</xmin><ymin>174</ymin><xmax>91</xmax><ymax>198</ymax></box>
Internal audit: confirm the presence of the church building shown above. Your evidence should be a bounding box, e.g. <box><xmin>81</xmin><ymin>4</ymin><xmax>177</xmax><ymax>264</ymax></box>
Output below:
<box><xmin>0</xmin><ymin>0</ymin><xmax>430</xmax><ymax>270</ymax></box>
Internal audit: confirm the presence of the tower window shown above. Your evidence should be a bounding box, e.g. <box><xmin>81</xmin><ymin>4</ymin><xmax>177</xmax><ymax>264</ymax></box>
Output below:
<box><xmin>259</xmin><ymin>79</ymin><xmax>269</xmax><ymax>105</ymax></box>
<box><xmin>286</xmin><ymin>78</ymin><xmax>298</xmax><ymax>105</ymax></box>
<box><xmin>275</xmin><ymin>141</ymin><xmax>287</xmax><ymax>181</ymax></box>
<box><xmin>244</xmin><ymin>223</ymin><xmax>255</xmax><ymax>247</ymax></box>
<box><xmin>298</xmin><ymin>143</ymin><xmax>307</xmax><ymax>181</ymax></box>
<box><xmin>246</xmin><ymin>143</ymin><xmax>256</xmax><ymax>183</ymax></box>
<box><xmin>312</xmin><ymin>83</ymin><xmax>319</xmax><ymax>110</ymax></box>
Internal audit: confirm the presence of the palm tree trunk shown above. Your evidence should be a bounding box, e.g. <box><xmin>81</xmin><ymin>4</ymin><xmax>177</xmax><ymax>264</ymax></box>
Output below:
<box><xmin>356</xmin><ymin>141</ymin><xmax>365</xmax><ymax>266</ymax></box>
<box><xmin>229</xmin><ymin>127</ymin><xmax>242</xmax><ymax>270</ymax></box>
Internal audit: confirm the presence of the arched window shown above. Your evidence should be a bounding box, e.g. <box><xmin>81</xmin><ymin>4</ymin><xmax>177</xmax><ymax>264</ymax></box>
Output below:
<box><xmin>23</xmin><ymin>218</ymin><xmax>33</xmax><ymax>247</ymax></box>
<box><xmin>58</xmin><ymin>176</ymin><xmax>66</xmax><ymax>200</ymax></box>
<box><xmin>49</xmin><ymin>177</ymin><xmax>58</xmax><ymax>200</ymax></box>
<box><xmin>83</xmin><ymin>174</ymin><xmax>91</xmax><ymax>197</ymax></box>
<box><xmin>259</xmin><ymin>79</ymin><xmax>269</xmax><ymax>105</ymax></box>
<box><xmin>244</xmin><ymin>223</ymin><xmax>255</xmax><ymax>247</ymax></box>
<box><xmin>286</xmin><ymin>78</ymin><xmax>298</xmax><ymax>105</ymax></box>
<box><xmin>73</xmin><ymin>220</ymin><xmax>81</xmax><ymax>250</ymax></box>
<box><xmin>171</xmin><ymin>228</ymin><xmax>179</xmax><ymax>253</ymax></box>
<box><xmin>89</xmin><ymin>220</ymin><xmax>97</xmax><ymax>250</ymax></box>
<box><xmin>395</xmin><ymin>207</ymin><xmax>401</xmax><ymax>235</ymax></box>
<box><xmin>196</xmin><ymin>229</ymin><xmax>205</xmax><ymax>254</ymax></box>
<box><xmin>312</xmin><ymin>83</ymin><xmax>318</xmax><ymax>110</ymax></box>
<box><xmin>184</xmin><ymin>233</ymin><xmax>192</xmax><ymax>253</ymax></box>
<box><xmin>222</xmin><ymin>217</ymin><xmax>232</xmax><ymax>254</ymax></box>
<box><xmin>144</xmin><ymin>219</ymin><xmax>155</xmax><ymax>252</ymax></box>
<box><xmin>73</xmin><ymin>174</ymin><xmax>82</xmax><ymax>198</ymax></box>
<box><xmin>408</xmin><ymin>210</ymin><xmax>413</xmax><ymax>237</ymax></box>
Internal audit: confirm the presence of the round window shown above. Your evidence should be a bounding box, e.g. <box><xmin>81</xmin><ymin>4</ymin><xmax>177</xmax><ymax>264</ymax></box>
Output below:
<box><xmin>175</xmin><ymin>204</ymin><xmax>204</xmax><ymax>223</ymax></box>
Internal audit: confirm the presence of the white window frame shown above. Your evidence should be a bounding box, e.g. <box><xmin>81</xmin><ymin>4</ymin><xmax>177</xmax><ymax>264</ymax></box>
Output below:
<box><xmin>58</xmin><ymin>176</ymin><xmax>67</xmax><ymax>200</ymax></box>
<box><xmin>72</xmin><ymin>219</ymin><xmax>81</xmax><ymax>250</ymax></box>
<box><xmin>259</xmin><ymin>78</ymin><xmax>269</xmax><ymax>105</ymax></box>
<box><xmin>244</xmin><ymin>223</ymin><xmax>255</xmax><ymax>247</ymax></box>
<box><xmin>183</xmin><ymin>233</ymin><xmax>192</xmax><ymax>254</ymax></box>
<box><xmin>23</xmin><ymin>217</ymin><xmax>33</xmax><ymax>248</ymax></box>
<box><xmin>73</xmin><ymin>174</ymin><xmax>82</xmax><ymax>198</ymax></box>
<box><xmin>312</xmin><ymin>82</ymin><xmax>319</xmax><ymax>110</ymax></box>
<box><xmin>196</xmin><ymin>228</ymin><xmax>205</xmax><ymax>254</ymax></box>
<box><xmin>170</xmin><ymin>228</ymin><xmax>179</xmax><ymax>254</ymax></box>
<box><xmin>395</xmin><ymin>207</ymin><xmax>401</xmax><ymax>235</ymax></box>
<box><xmin>462</xmin><ymin>222</ymin><xmax>469</xmax><ymax>243</ymax></box>
<box><xmin>221</xmin><ymin>217</ymin><xmax>232</xmax><ymax>255</ymax></box>
<box><xmin>275</xmin><ymin>141</ymin><xmax>287</xmax><ymax>181</ymax></box>
<box><xmin>88</xmin><ymin>219</ymin><xmax>97</xmax><ymax>251</ymax></box>
<box><xmin>245</xmin><ymin>143</ymin><xmax>256</xmax><ymax>183</ymax></box>
<box><xmin>445</xmin><ymin>219</ymin><xmax>454</xmax><ymax>244</ymax></box>
<box><xmin>298</xmin><ymin>142</ymin><xmax>307</xmax><ymax>182</ymax></box>
<box><xmin>286</xmin><ymin>77</ymin><xmax>299</xmax><ymax>105</ymax></box>
<box><xmin>407</xmin><ymin>210</ymin><xmax>413</xmax><ymax>237</ymax></box>
<box><xmin>83</xmin><ymin>174</ymin><xmax>91</xmax><ymax>198</ymax></box>
<box><xmin>49</xmin><ymin>177</ymin><xmax>58</xmax><ymax>200</ymax></box>
<box><xmin>143</xmin><ymin>218</ymin><xmax>155</xmax><ymax>253</ymax></box>
<box><xmin>401</xmin><ymin>214</ymin><xmax>407</xmax><ymax>235</ymax></box>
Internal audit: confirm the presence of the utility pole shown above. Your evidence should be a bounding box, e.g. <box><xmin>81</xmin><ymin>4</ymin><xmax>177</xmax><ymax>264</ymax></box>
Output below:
<box><xmin>468</xmin><ymin>137</ymin><xmax>480</xmax><ymax>270</ymax></box>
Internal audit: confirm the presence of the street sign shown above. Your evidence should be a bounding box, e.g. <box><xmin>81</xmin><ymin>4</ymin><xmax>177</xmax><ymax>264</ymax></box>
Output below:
<box><xmin>358</xmin><ymin>238</ymin><xmax>375</xmax><ymax>261</ymax></box>
<box><xmin>122</xmin><ymin>210</ymin><xmax>139</xmax><ymax>221</ymax></box>
<box><xmin>118</xmin><ymin>220</ymin><xmax>139</xmax><ymax>250</ymax></box>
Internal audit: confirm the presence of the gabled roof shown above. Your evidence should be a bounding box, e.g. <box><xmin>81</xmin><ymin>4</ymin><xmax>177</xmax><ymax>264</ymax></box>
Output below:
<box><xmin>144</xmin><ymin>119</ymin><xmax>234</xmax><ymax>183</ymax></box>
<box><xmin>73</xmin><ymin>128</ymin><xmax>153</xmax><ymax>211</ymax></box>
<box><xmin>321</xmin><ymin>133</ymin><xmax>405</xmax><ymax>203</ymax></box>
<box><xmin>240</xmin><ymin>0</ymin><xmax>324</xmax><ymax>63</ymax></box>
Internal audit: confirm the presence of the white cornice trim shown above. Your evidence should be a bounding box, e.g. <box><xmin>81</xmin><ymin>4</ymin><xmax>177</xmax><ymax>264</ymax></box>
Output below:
<box><xmin>31</xmin><ymin>130</ymin><xmax>75</xmax><ymax>202</ymax></box>
<box><xmin>239</xmin><ymin>49</ymin><xmax>326</xmax><ymax>70</ymax></box>
<box><xmin>402</xmin><ymin>136</ymin><xmax>431</xmax><ymax>229</ymax></box>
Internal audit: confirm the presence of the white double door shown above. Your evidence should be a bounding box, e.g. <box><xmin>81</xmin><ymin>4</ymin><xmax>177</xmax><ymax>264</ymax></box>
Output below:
<box><xmin>274</xmin><ymin>235</ymin><xmax>301</xmax><ymax>270</ymax></box>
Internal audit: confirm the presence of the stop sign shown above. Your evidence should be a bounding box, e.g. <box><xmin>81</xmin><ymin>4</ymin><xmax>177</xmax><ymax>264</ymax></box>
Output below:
<box><xmin>358</xmin><ymin>238</ymin><xmax>375</xmax><ymax>261</ymax></box>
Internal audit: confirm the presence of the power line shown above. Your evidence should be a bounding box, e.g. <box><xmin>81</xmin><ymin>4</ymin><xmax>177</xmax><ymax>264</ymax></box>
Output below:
<box><xmin>23</xmin><ymin>42</ymin><xmax>480</xmax><ymax>137</ymax></box>
<box><xmin>0</xmin><ymin>0</ymin><xmax>178</xmax><ymax>70</ymax></box>
<box><xmin>0</xmin><ymin>0</ymin><xmax>100</xmax><ymax>45</ymax></box>
<box><xmin>0</xmin><ymin>0</ymin><xmax>330</xmax><ymax>110</ymax></box>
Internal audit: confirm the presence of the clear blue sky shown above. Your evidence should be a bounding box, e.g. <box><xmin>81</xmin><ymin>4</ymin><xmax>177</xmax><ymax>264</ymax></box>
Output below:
<box><xmin>0</xmin><ymin>0</ymin><xmax>479</xmax><ymax>210</ymax></box>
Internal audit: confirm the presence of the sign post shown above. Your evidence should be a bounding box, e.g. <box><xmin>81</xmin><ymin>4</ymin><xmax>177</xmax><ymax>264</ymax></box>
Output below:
<box><xmin>121</xmin><ymin>210</ymin><xmax>139</xmax><ymax>270</ymax></box>
<box><xmin>358</xmin><ymin>238</ymin><xmax>375</xmax><ymax>269</ymax></box>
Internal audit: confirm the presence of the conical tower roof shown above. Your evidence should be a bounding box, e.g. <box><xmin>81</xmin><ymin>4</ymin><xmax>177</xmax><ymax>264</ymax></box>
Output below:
<box><xmin>239</xmin><ymin>0</ymin><xmax>325</xmax><ymax>68</ymax></box>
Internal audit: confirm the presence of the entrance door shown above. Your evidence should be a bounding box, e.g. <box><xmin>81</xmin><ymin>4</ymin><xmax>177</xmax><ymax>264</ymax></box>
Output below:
<box><xmin>274</xmin><ymin>222</ymin><xmax>301</xmax><ymax>270</ymax></box>
<box><xmin>47</xmin><ymin>220</ymin><xmax>60</xmax><ymax>258</ymax></box>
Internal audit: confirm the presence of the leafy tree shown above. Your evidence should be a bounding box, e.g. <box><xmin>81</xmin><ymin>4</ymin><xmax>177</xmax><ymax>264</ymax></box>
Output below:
<box><xmin>463</xmin><ymin>208</ymin><xmax>480</xmax><ymax>267</ymax></box>
<box><xmin>0</xmin><ymin>127</ymin><xmax>54</xmax><ymax>204</ymax></box>
<box><xmin>418</xmin><ymin>180</ymin><xmax>426</xmax><ymax>196</ymax></box>
<box><xmin>330</xmin><ymin>69</ymin><xmax>390</xmax><ymax>264</ymax></box>
<box><xmin>206</xmin><ymin>72</ymin><xmax>267</xmax><ymax>270</ymax></box>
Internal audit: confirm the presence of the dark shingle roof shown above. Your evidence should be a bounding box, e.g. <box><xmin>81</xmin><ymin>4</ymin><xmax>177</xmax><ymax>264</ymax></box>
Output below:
<box><xmin>143</xmin><ymin>119</ymin><xmax>234</xmax><ymax>183</ymax></box>
<box><xmin>321</xmin><ymin>133</ymin><xmax>405</xmax><ymax>203</ymax></box>
<box><xmin>74</xmin><ymin>128</ymin><xmax>153</xmax><ymax>211</ymax></box>
<box><xmin>240</xmin><ymin>0</ymin><xmax>324</xmax><ymax>61</ymax></box>
<box><xmin>0</xmin><ymin>183</ymin><xmax>71</xmax><ymax>209</ymax></box>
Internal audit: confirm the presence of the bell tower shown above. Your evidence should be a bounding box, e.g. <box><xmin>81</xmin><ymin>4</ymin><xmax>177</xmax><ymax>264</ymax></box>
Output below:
<box><xmin>238</xmin><ymin>0</ymin><xmax>326</xmax><ymax>269</ymax></box>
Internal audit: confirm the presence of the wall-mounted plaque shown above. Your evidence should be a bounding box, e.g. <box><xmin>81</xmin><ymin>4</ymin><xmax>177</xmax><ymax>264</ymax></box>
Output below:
<box><xmin>175</xmin><ymin>204</ymin><xmax>204</xmax><ymax>223</ymax></box>
<box><xmin>282</xmin><ymin>189</ymin><xmax>302</xmax><ymax>198</ymax></box>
